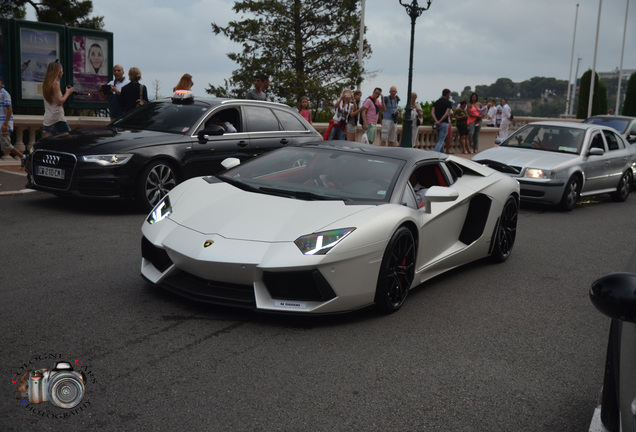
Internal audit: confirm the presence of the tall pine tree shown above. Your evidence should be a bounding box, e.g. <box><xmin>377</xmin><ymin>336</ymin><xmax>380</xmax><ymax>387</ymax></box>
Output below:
<box><xmin>623</xmin><ymin>72</ymin><xmax>636</xmax><ymax>116</ymax></box>
<box><xmin>577</xmin><ymin>70</ymin><xmax>608</xmax><ymax>119</ymax></box>
<box><xmin>208</xmin><ymin>0</ymin><xmax>371</xmax><ymax>113</ymax></box>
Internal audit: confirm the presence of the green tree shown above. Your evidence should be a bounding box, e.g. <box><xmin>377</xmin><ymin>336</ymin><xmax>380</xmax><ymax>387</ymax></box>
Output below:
<box><xmin>1</xmin><ymin>0</ymin><xmax>103</xmax><ymax>29</ymax></box>
<box><xmin>623</xmin><ymin>72</ymin><xmax>636</xmax><ymax>116</ymax></box>
<box><xmin>577</xmin><ymin>70</ymin><xmax>607</xmax><ymax>119</ymax></box>
<box><xmin>518</xmin><ymin>77</ymin><xmax>568</xmax><ymax>100</ymax></box>
<box><xmin>209</xmin><ymin>0</ymin><xmax>370</xmax><ymax>113</ymax></box>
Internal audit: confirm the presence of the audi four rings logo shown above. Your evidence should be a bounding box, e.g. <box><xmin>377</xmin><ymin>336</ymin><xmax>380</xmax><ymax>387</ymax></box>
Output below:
<box><xmin>43</xmin><ymin>154</ymin><xmax>61</xmax><ymax>165</ymax></box>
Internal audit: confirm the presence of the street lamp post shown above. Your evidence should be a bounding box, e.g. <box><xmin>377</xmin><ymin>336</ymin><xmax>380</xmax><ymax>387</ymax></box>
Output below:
<box><xmin>399</xmin><ymin>0</ymin><xmax>432</xmax><ymax>148</ymax></box>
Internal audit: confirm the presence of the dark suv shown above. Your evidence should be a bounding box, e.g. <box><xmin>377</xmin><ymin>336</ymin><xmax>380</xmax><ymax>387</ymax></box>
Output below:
<box><xmin>26</xmin><ymin>94</ymin><xmax>321</xmax><ymax>211</ymax></box>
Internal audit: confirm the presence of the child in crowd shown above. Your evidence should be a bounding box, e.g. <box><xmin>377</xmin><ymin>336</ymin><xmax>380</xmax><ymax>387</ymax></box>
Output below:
<box><xmin>298</xmin><ymin>96</ymin><xmax>312</xmax><ymax>125</ymax></box>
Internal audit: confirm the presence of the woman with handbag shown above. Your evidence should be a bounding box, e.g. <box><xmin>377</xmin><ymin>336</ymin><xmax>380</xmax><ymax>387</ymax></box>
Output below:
<box><xmin>120</xmin><ymin>67</ymin><xmax>149</xmax><ymax>115</ymax></box>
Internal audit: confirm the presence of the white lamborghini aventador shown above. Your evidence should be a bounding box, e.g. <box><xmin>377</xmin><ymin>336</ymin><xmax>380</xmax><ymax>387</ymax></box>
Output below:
<box><xmin>141</xmin><ymin>142</ymin><xmax>520</xmax><ymax>314</ymax></box>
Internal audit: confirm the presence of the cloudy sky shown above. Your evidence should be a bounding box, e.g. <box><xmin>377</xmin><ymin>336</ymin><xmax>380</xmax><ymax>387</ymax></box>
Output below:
<box><xmin>32</xmin><ymin>0</ymin><xmax>636</xmax><ymax>104</ymax></box>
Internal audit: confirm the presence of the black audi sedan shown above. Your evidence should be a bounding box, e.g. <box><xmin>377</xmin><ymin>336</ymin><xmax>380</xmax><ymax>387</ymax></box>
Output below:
<box><xmin>25</xmin><ymin>92</ymin><xmax>322</xmax><ymax>211</ymax></box>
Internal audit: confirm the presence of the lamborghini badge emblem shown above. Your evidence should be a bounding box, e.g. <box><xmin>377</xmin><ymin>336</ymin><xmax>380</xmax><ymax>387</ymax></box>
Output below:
<box><xmin>203</xmin><ymin>240</ymin><xmax>214</xmax><ymax>248</ymax></box>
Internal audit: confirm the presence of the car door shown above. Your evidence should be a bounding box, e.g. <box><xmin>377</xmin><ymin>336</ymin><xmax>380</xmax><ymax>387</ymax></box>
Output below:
<box><xmin>271</xmin><ymin>107</ymin><xmax>318</xmax><ymax>144</ymax></box>
<box><xmin>581</xmin><ymin>130</ymin><xmax>610</xmax><ymax>193</ymax></box>
<box><xmin>243</xmin><ymin>105</ymin><xmax>292</xmax><ymax>153</ymax></box>
<box><xmin>602</xmin><ymin>129</ymin><xmax>631</xmax><ymax>189</ymax></box>
<box><xmin>404</xmin><ymin>162</ymin><xmax>474</xmax><ymax>270</ymax></box>
<box><xmin>182</xmin><ymin>106</ymin><xmax>252</xmax><ymax>178</ymax></box>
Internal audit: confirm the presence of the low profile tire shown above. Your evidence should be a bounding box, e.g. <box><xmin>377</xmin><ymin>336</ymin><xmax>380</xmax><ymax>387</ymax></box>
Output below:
<box><xmin>611</xmin><ymin>170</ymin><xmax>632</xmax><ymax>202</ymax></box>
<box><xmin>558</xmin><ymin>175</ymin><xmax>580</xmax><ymax>212</ymax></box>
<box><xmin>137</xmin><ymin>160</ymin><xmax>178</xmax><ymax>212</ymax></box>
<box><xmin>491</xmin><ymin>196</ymin><xmax>518</xmax><ymax>263</ymax></box>
<box><xmin>375</xmin><ymin>227</ymin><xmax>416</xmax><ymax>313</ymax></box>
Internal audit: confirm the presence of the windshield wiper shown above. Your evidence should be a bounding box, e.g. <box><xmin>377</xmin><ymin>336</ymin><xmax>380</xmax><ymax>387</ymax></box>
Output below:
<box><xmin>258</xmin><ymin>186</ymin><xmax>332</xmax><ymax>201</ymax></box>
<box><xmin>218</xmin><ymin>176</ymin><xmax>260</xmax><ymax>193</ymax></box>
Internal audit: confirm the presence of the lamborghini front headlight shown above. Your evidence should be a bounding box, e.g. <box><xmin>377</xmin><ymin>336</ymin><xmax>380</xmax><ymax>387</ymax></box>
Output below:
<box><xmin>294</xmin><ymin>228</ymin><xmax>355</xmax><ymax>255</ymax></box>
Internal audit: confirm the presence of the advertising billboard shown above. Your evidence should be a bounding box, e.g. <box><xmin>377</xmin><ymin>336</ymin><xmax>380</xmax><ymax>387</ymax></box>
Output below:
<box><xmin>70</xmin><ymin>31</ymin><xmax>112</xmax><ymax>105</ymax></box>
<box><xmin>19</xmin><ymin>26</ymin><xmax>60</xmax><ymax>100</ymax></box>
<box><xmin>0</xmin><ymin>18</ymin><xmax>112</xmax><ymax>109</ymax></box>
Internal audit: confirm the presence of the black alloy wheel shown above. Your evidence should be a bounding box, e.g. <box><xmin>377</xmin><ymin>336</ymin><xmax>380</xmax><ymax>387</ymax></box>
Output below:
<box><xmin>491</xmin><ymin>196</ymin><xmax>518</xmax><ymax>263</ymax></box>
<box><xmin>375</xmin><ymin>227</ymin><xmax>416</xmax><ymax>313</ymax></box>
<box><xmin>138</xmin><ymin>160</ymin><xmax>178</xmax><ymax>212</ymax></box>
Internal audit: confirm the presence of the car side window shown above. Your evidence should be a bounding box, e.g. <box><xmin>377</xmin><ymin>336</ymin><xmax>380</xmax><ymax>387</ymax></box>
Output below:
<box><xmin>406</xmin><ymin>163</ymin><xmax>448</xmax><ymax>209</ymax></box>
<box><xmin>203</xmin><ymin>108</ymin><xmax>241</xmax><ymax>133</ymax></box>
<box><xmin>602</xmin><ymin>130</ymin><xmax>621</xmax><ymax>151</ymax></box>
<box><xmin>244</xmin><ymin>106</ymin><xmax>281</xmax><ymax>132</ymax></box>
<box><xmin>274</xmin><ymin>109</ymin><xmax>307</xmax><ymax>131</ymax></box>
<box><xmin>589</xmin><ymin>133</ymin><xmax>605</xmax><ymax>151</ymax></box>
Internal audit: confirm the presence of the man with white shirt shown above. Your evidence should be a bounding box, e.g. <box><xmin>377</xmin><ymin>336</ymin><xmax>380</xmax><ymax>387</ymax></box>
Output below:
<box><xmin>487</xmin><ymin>100</ymin><xmax>497</xmax><ymax>127</ymax></box>
<box><xmin>499</xmin><ymin>98</ymin><xmax>512</xmax><ymax>139</ymax></box>
<box><xmin>104</xmin><ymin>65</ymin><xmax>130</xmax><ymax>120</ymax></box>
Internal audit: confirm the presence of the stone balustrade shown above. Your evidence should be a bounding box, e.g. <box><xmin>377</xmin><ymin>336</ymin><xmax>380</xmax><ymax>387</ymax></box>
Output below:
<box><xmin>2</xmin><ymin>115</ymin><xmax>111</xmax><ymax>160</ymax></box>
<box><xmin>2</xmin><ymin>115</ymin><xmax>582</xmax><ymax>160</ymax></box>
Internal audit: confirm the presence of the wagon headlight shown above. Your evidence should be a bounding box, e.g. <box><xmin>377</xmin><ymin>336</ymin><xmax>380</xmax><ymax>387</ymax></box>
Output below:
<box><xmin>82</xmin><ymin>154</ymin><xmax>133</xmax><ymax>166</ymax></box>
<box><xmin>147</xmin><ymin>196</ymin><xmax>172</xmax><ymax>224</ymax></box>
<box><xmin>524</xmin><ymin>168</ymin><xmax>553</xmax><ymax>179</ymax></box>
<box><xmin>294</xmin><ymin>228</ymin><xmax>355</xmax><ymax>255</ymax></box>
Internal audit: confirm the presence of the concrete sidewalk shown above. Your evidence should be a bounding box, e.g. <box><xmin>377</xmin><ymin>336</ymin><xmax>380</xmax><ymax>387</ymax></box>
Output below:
<box><xmin>0</xmin><ymin>159</ymin><xmax>33</xmax><ymax>196</ymax></box>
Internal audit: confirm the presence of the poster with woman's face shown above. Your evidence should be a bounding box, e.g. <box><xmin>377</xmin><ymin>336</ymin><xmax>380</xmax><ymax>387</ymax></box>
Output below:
<box><xmin>72</xmin><ymin>35</ymin><xmax>109</xmax><ymax>102</ymax></box>
<box><xmin>20</xmin><ymin>28</ymin><xmax>60</xmax><ymax>100</ymax></box>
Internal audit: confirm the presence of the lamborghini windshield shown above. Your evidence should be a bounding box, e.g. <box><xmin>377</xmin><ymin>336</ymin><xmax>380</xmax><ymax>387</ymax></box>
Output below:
<box><xmin>500</xmin><ymin>125</ymin><xmax>585</xmax><ymax>155</ymax></box>
<box><xmin>219</xmin><ymin>146</ymin><xmax>404</xmax><ymax>203</ymax></box>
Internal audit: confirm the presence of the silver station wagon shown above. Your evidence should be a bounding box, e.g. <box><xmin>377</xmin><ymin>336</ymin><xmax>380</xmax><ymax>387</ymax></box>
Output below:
<box><xmin>473</xmin><ymin>121</ymin><xmax>636</xmax><ymax>211</ymax></box>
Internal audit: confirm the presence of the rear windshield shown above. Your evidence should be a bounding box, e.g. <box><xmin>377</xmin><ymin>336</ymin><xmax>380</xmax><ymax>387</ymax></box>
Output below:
<box><xmin>584</xmin><ymin>118</ymin><xmax>629</xmax><ymax>134</ymax></box>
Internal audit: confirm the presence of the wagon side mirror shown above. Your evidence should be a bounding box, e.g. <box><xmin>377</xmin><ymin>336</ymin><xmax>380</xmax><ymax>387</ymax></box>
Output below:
<box><xmin>588</xmin><ymin>147</ymin><xmax>604</xmax><ymax>157</ymax></box>
<box><xmin>197</xmin><ymin>125</ymin><xmax>225</xmax><ymax>143</ymax></box>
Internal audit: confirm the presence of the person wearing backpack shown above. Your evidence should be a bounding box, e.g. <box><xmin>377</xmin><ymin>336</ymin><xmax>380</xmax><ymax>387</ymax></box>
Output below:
<box><xmin>381</xmin><ymin>86</ymin><xmax>400</xmax><ymax>147</ymax></box>
<box><xmin>361</xmin><ymin>87</ymin><xmax>384</xmax><ymax>144</ymax></box>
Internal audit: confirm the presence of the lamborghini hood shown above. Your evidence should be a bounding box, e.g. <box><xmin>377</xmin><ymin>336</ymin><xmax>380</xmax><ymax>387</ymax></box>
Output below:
<box><xmin>167</xmin><ymin>180</ymin><xmax>373</xmax><ymax>242</ymax></box>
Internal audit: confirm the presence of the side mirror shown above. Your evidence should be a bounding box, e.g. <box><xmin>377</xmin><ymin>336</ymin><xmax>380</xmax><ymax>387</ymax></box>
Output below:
<box><xmin>494</xmin><ymin>138</ymin><xmax>503</xmax><ymax>145</ymax></box>
<box><xmin>590</xmin><ymin>272</ymin><xmax>636</xmax><ymax>323</ymax></box>
<box><xmin>424</xmin><ymin>186</ymin><xmax>459</xmax><ymax>214</ymax></box>
<box><xmin>588</xmin><ymin>147</ymin><xmax>604</xmax><ymax>156</ymax></box>
<box><xmin>221</xmin><ymin>157</ymin><xmax>241</xmax><ymax>170</ymax></box>
<box><xmin>197</xmin><ymin>125</ymin><xmax>225</xmax><ymax>143</ymax></box>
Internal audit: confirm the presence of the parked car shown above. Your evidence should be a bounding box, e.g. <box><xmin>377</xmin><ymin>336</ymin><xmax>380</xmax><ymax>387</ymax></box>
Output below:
<box><xmin>141</xmin><ymin>141</ymin><xmax>520</xmax><ymax>314</ymax></box>
<box><xmin>25</xmin><ymin>91</ymin><xmax>322</xmax><ymax>211</ymax></box>
<box><xmin>589</xmin><ymin>250</ymin><xmax>636</xmax><ymax>432</ymax></box>
<box><xmin>473</xmin><ymin>121</ymin><xmax>636</xmax><ymax>211</ymax></box>
<box><xmin>584</xmin><ymin>115</ymin><xmax>636</xmax><ymax>144</ymax></box>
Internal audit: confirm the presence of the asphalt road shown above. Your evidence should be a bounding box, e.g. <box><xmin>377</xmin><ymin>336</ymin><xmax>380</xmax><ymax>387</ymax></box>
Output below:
<box><xmin>1</xmin><ymin>191</ymin><xmax>634</xmax><ymax>431</ymax></box>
